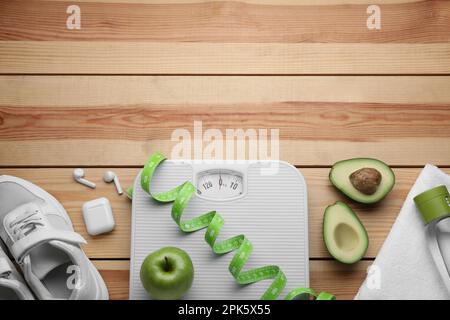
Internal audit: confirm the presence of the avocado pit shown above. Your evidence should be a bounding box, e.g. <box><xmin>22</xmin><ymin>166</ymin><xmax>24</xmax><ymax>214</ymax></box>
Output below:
<box><xmin>349</xmin><ymin>167</ymin><xmax>382</xmax><ymax>195</ymax></box>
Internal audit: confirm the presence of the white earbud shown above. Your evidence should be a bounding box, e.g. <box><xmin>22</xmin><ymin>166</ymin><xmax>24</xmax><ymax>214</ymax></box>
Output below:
<box><xmin>73</xmin><ymin>168</ymin><xmax>96</xmax><ymax>189</ymax></box>
<box><xmin>103</xmin><ymin>171</ymin><xmax>123</xmax><ymax>195</ymax></box>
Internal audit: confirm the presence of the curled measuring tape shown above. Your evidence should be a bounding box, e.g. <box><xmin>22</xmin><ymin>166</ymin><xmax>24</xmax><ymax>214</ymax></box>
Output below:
<box><xmin>131</xmin><ymin>152</ymin><xmax>335</xmax><ymax>300</ymax></box>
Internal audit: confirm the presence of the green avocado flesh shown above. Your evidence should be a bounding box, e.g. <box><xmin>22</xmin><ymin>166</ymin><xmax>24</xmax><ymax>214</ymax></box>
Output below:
<box><xmin>329</xmin><ymin>158</ymin><xmax>395</xmax><ymax>204</ymax></box>
<box><xmin>323</xmin><ymin>202</ymin><xmax>368</xmax><ymax>264</ymax></box>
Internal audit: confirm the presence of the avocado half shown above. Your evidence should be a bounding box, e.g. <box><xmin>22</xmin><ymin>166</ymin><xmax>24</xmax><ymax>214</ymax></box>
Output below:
<box><xmin>329</xmin><ymin>158</ymin><xmax>395</xmax><ymax>204</ymax></box>
<box><xmin>323</xmin><ymin>202</ymin><xmax>368</xmax><ymax>264</ymax></box>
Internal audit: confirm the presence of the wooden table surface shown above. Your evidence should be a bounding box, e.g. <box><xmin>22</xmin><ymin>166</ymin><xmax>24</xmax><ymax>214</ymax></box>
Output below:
<box><xmin>1</xmin><ymin>0</ymin><xmax>450</xmax><ymax>300</ymax></box>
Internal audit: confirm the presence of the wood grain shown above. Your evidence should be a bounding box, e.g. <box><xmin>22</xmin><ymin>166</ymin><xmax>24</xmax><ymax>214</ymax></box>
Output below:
<box><xmin>2</xmin><ymin>76</ymin><xmax>449</xmax><ymax>165</ymax></box>
<box><xmin>43</xmin><ymin>0</ymin><xmax>428</xmax><ymax>4</ymax></box>
<box><xmin>0</xmin><ymin>167</ymin><xmax>438</xmax><ymax>259</ymax></box>
<box><xmin>0</xmin><ymin>41</ymin><xmax>450</xmax><ymax>75</ymax></box>
<box><xmin>94</xmin><ymin>260</ymin><xmax>131</xmax><ymax>300</ymax></box>
<box><xmin>1</xmin><ymin>101</ymin><xmax>449</xmax><ymax>166</ymax></box>
<box><xmin>3</xmin><ymin>139</ymin><xmax>450</xmax><ymax>167</ymax></box>
<box><xmin>3</xmin><ymin>104</ymin><xmax>450</xmax><ymax>140</ymax></box>
<box><xmin>94</xmin><ymin>260</ymin><xmax>371</xmax><ymax>300</ymax></box>
<box><xmin>2</xmin><ymin>0</ymin><xmax>450</xmax><ymax>74</ymax></box>
<box><xmin>2</xmin><ymin>41</ymin><xmax>450</xmax><ymax>74</ymax></box>
<box><xmin>1</xmin><ymin>0</ymin><xmax>449</xmax><ymax>301</ymax></box>
<box><xmin>2</xmin><ymin>76</ymin><xmax>450</xmax><ymax>106</ymax></box>
<box><xmin>2</xmin><ymin>1</ymin><xmax>449</xmax><ymax>43</ymax></box>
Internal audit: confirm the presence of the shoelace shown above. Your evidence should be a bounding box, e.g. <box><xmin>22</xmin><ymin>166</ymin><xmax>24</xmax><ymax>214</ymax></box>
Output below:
<box><xmin>9</xmin><ymin>209</ymin><xmax>44</xmax><ymax>239</ymax></box>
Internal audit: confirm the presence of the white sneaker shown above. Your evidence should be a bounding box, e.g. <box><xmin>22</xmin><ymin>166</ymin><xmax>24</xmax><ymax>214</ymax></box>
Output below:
<box><xmin>0</xmin><ymin>241</ymin><xmax>34</xmax><ymax>300</ymax></box>
<box><xmin>0</xmin><ymin>175</ymin><xmax>109</xmax><ymax>300</ymax></box>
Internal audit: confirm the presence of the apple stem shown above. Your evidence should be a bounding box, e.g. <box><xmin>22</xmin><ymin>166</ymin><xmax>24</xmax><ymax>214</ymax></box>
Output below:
<box><xmin>164</xmin><ymin>256</ymin><xmax>170</xmax><ymax>271</ymax></box>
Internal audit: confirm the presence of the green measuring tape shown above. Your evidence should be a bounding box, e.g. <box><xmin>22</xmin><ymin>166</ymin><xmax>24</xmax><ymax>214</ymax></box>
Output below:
<box><xmin>130</xmin><ymin>152</ymin><xmax>335</xmax><ymax>300</ymax></box>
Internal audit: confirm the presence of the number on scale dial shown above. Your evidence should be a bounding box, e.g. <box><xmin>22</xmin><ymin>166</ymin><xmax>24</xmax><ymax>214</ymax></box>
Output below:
<box><xmin>197</xmin><ymin>170</ymin><xmax>244</xmax><ymax>200</ymax></box>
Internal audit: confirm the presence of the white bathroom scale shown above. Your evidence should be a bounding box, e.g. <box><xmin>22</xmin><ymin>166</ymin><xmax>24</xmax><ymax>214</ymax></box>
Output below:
<box><xmin>129</xmin><ymin>160</ymin><xmax>309</xmax><ymax>300</ymax></box>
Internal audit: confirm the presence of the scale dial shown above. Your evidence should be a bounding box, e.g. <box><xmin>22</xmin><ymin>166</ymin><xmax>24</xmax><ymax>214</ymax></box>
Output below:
<box><xmin>196</xmin><ymin>169</ymin><xmax>244</xmax><ymax>200</ymax></box>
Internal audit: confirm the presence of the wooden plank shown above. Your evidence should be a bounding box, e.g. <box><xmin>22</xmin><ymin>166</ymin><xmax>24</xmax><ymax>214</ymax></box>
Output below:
<box><xmin>0</xmin><ymin>84</ymin><xmax>450</xmax><ymax>166</ymax></box>
<box><xmin>2</xmin><ymin>138</ymin><xmax>450</xmax><ymax>167</ymax></box>
<box><xmin>0</xmin><ymin>167</ymin><xmax>439</xmax><ymax>259</ymax></box>
<box><xmin>43</xmin><ymin>0</ymin><xmax>425</xmax><ymax>5</ymax></box>
<box><xmin>3</xmin><ymin>104</ymin><xmax>450</xmax><ymax>141</ymax></box>
<box><xmin>3</xmin><ymin>76</ymin><xmax>450</xmax><ymax>106</ymax></box>
<box><xmin>94</xmin><ymin>260</ymin><xmax>131</xmax><ymax>300</ymax></box>
<box><xmin>2</xmin><ymin>42</ymin><xmax>450</xmax><ymax>74</ymax></box>
<box><xmin>308</xmin><ymin>260</ymin><xmax>370</xmax><ymax>300</ymax></box>
<box><xmin>2</xmin><ymin>1</ymin><xmax>449</xmax><ymax>43</ymax></box>
<box><xmin>2</xmin><ymin>76</ymin><xmax>449</xmax><ymax>165</ymax></box>
<box><xmin>94</xmin><ymin>260</ymin><xmax>370</xmax><ymax>300</ymax></box>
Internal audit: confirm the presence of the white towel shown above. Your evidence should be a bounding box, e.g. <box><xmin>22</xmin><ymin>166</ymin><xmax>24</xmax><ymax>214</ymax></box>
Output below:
<box><xmin>356</xmin><ymin>164</ymin><xmax>450</xmax><ymax>300</ymax></box>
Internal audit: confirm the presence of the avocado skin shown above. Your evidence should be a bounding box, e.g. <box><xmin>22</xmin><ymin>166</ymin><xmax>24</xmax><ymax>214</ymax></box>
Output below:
<box><xmin>323</xmin><ymin>201</ymin><xmax>369</xmax><ymax>264</ymax></box>
<box><xmin>329</xmin><ymin>158</ymin><xmax>395</xmax><ymax>204</ymax></box>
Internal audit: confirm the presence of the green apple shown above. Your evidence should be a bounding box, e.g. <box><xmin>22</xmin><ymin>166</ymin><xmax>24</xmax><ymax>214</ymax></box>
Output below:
<box><xmin>140</xmin><ymin>247</ymin><xmax>194</xmax><ymax>300</ymax></box>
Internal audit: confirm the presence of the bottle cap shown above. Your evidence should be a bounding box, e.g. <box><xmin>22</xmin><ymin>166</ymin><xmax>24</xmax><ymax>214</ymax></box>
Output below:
<box><xmin>414</xmin><ymin>185</ymin><xmax>450</xmax><ymax>224</ymax></box>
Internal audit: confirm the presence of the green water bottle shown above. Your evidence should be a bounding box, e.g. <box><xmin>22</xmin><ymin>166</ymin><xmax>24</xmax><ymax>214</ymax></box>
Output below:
<box><xmin>414</xmin><ymin>185</ymin><xmax>450</xmax><ymax>292</ymax></box>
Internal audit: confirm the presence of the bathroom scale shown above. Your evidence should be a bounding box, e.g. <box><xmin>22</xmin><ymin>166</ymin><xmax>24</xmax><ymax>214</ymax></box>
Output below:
<box><xmin>129</xmin><ymin>160</ymin><xmax>309</xmax><ymax>299</ymax></box>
